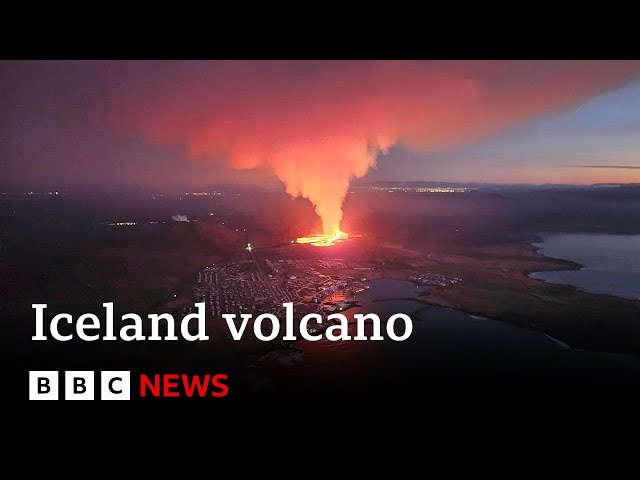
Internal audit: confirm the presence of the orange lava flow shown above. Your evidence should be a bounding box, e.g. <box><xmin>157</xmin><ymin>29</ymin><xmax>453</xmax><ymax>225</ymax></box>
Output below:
<box><xmin>296</xmin><ymin>230</ymin><xmax>349</xmax><ymax>247</ymax></box>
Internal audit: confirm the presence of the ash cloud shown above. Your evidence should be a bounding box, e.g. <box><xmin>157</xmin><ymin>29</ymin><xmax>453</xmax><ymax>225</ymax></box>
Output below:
<box><xmin>114</xmin><ymin>61</ymin><xmax>640</xmax><ymax>236</ymax></box>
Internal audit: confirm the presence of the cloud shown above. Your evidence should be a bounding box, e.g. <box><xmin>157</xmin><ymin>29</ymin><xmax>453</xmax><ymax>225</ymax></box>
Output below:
<box><xmin>3</xmin><ymin>61</ymin><xmax>638</xmax><ymax>230</ymax></box>
<box><xmin>171</xmin><ymin>214</ymin><xmax>189</xmax><ymax>222</ymax></box>
<box><xmin>576</xmin><ymin>165</ymin><xmax>640</xmax><ymax>169</ymax></box>
<box><xmin>112</xmin><ymin>61</ymin><xmax>639</xmax><ymax>236</ymax></box>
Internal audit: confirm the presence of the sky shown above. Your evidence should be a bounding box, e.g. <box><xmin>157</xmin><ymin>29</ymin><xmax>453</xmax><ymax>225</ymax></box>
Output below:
<box><xmin>2</xmin><ymin>60</ymin><xmax>640</xmax><ymax>190</ymax></box>
<box><xmin>371</xmin><ymin>77</ymin><xmax>640</xmax><ymax>184</ymax></box>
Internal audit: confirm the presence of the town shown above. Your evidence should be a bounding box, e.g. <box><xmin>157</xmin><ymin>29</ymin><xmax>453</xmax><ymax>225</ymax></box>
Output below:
<box><xmin>192</xmin><ymin>258</ymin><xmax>372</xmax><ymax>320</ymax></box>
<box><xmin>190</xmin><ymin>255</ymin><xmax>463</xmax><ymax>330</ymax></box>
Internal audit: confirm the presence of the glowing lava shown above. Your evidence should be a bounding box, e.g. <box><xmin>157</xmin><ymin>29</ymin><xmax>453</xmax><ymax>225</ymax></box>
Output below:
<box><xmin>296</xmin><ymin>229</ymin><xmax>349</xmax><ymax>247</ymax></box>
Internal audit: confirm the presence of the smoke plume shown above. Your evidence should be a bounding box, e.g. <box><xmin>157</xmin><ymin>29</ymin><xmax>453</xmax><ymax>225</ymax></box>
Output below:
<box><xmin>117</xmin><ymin>61</ymin><xmax>639</xmax><ymax>237</ymax></box>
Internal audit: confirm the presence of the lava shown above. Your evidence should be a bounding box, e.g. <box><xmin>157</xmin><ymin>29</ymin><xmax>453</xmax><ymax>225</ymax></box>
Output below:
<box><xmin>296</xmin><ymin>229</ymin><xmax>349</xmax><ymax>247</ymax></box>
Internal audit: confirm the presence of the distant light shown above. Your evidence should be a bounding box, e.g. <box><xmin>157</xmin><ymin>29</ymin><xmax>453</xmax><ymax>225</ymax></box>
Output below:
<box><xmin>108</xmin><ymin>221</ymin><xmax>137</xmax><ymax>226</ymax></box>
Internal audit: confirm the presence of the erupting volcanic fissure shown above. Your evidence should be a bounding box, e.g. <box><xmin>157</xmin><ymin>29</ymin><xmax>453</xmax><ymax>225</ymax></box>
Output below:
<box><xmin>296</xmin><ymin>229</ymin><xmax>349</xmax><ymax>247</ymax></box>
<box><xmin>259</xmin><ymin>134</ymin><xmax>385</xmax><ymax>247</ymax></box>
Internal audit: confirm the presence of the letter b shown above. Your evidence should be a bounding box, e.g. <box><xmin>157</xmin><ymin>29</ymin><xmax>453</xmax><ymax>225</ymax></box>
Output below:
<box><xmin>65</xmin><ymin>371</ymin><xmax>94</xmax><ymax>400</ymax></box>
<box><xmin>29</xmin><ymin>371</ymin><xmax>58</xmax><ymax>400</ymax></box>
<box><xmin>39</xmin><ymin>378</ymin><xmax>51</xmax><ymax>394</ymax></box>
<box><xmin>74</xmin><ymin>377</ymin><xmax>86</xmax><ymax>394</ymax></box>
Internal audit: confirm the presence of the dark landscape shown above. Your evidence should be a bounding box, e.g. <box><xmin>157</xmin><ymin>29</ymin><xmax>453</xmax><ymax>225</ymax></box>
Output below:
<box><xmin>3</xmin><ymin>183</ymin><xmax>640</xmax><ymax>431</ymax></box>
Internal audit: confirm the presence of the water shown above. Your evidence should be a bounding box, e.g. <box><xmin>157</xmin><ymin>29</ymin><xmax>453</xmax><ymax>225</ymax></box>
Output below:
<box><xmin>262</xmin><ymin>279</ymin><xmax>640</xmax><ymax>384</ymax></box>
<box><xmin>531</xmin><ymin>233</ymin><xmax>640</xmax><ymax>300</ymax></box>
<box><xmin>250</xmin><ymin>278</ymin><xmax>640</xmax><ymax>426</ymax></box>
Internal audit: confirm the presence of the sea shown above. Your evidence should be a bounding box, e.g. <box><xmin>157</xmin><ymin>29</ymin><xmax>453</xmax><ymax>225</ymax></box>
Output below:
<box><xmin>530</xmin><ymin>233</ymin><xmax>640</xmax><ymax>300</ymax></box>
<box><xmin>260</xmin><ymin>279</ymin><xmax>640</xmax><ymax>385</ymax></box>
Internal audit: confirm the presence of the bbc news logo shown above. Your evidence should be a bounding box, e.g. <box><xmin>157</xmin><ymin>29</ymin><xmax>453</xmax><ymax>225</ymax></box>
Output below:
<box><xmin>29</xmin><ymin>371</ymin><xmax>130</xmax><ymax>400</ymax></box>
<box><xmin>29</xmin><ymin>371</ymin><xmax>229</xmax><ymax>400</ymax></box>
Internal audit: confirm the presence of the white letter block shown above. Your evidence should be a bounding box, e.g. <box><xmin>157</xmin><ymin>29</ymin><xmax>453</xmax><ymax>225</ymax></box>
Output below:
<box><xmin>101</xmin><ymin>371</ymin><xmax>130</xmax><ymax>400</ymax></box>
<box><xmin>65</xmin><ymin>371</ymin><xmax>94</xmax><ymax>400</ymax></box>
<box><xmin>29</xmin><ymin>371</ymin><xmax>58</xmax><ymax>400</ymax></box>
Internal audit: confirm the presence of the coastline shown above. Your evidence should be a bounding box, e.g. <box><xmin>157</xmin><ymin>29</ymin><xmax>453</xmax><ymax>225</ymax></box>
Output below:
<box><xmin>405</xmin><ymin>236</ymin><xmax>640</xmax><ymax>355</ymax></box>
<box><xmin>527</xmin><ymin>233</ymin><xmax>640</xmax><ymax>301</ymax></box>
<box><xmin>525</xmin><ymin>233</ymin><xmax>584</xmax><ymax>277</ymax></box>
<box><xmin>409</xmin><ymin>295</ymin><xmax>579</xmax><ymax>351</ymax></box>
